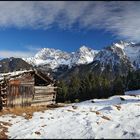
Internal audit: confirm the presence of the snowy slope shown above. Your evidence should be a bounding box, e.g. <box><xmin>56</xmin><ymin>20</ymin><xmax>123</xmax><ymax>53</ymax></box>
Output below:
<box><xmin>23</xmin><ymin>48</ymin><xmax>71</xmax><ymax>69</ymax></box>
<box><xmin>112</xmin><ymin>41</ymin><xmax>140</xmax><ymax>69</ymax></box>
<box><xmin>93</xmin><ymin>47</ymin><xmax>132</xmax><ymax>74</ymax></box>
<box><xmin>70</xmin><ymin>46</ymin><xmax>98</xmax><ymax>66</ymax></box>
<box><xmin>93</xmin><ymin>41</ymin><xmax>140</xmax><ymax>73</ymax></box>
<box><xmin>0</xmin><ymin>90</ymin><xmax>140</xmax><ymax>139</ymax></box>
<box><xmin>23</xmin><ymin>46</ymin><xmax>98</xmax><ymax>69</ymax></box>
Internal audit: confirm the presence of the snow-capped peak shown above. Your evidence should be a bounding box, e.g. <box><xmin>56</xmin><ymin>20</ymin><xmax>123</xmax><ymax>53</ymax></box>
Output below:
<box><xmin>79</xmin><ymin>45</ymin><xmax>91</xmax><ymax>52</ymax></box>
<box><xmin>113</xmin><ymin>40</ymin><xmax>136</xmax><ymax>48</ymax></box>
<box><xmin>34</xmin><ymin>48</ymin><xmax>70</xmax><ymax>60</ymax></box>
<box><xmin>23</xmin><ymin>46</ymin><xmax>98</xmax><ymax>70</ymax></box>
<box><xmin>112</xmin><ymin>41</ymin><xmax>140</xmax><ymax>68</ymax></box>
<box><xmin>23</xmin><ymin>41</ymin><xmax>140</xmax><ymax>70</ymax></box>
<box><xmin>70</xmin><ymin>46</ymin><xmax>99</xmax><ymax>66</ymax></box>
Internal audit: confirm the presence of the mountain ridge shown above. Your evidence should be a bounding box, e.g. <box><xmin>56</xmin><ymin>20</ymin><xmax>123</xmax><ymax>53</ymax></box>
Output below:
<box><xmin>23</xmin><ymin>41</ymin><xmax>140</xmax><ymax>72</ymax></box>
<box><xmin>23</xmin><ymin>45</ymin><xmax>99</xmax><ymax>70</ymax></box>
<box><xmin>0</xmin><ymin>40</ymin><xmax>139</xmax><ymax>78</ymax></box>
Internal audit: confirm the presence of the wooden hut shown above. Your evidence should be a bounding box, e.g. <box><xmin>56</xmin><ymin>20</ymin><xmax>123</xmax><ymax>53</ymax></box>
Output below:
<box><xmin>0</xmin><ymin>69</ymin><xmax>57</xmax><ymax>109</ymax></box>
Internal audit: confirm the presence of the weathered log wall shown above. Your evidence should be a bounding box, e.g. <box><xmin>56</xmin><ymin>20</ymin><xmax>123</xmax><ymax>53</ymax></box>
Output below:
<box><xmin>7</xmin><ymin>85</ymin><xmax>34</xmax><ymax>107</ymax></box>
<box><xmin>31</xmin><ymin>85</ymin><xmax>56</xmax><ymax>106</ymax></box>
<box><xmin>7</xmin><ymin>74</ymin><xmax>34</xmax><ymax>107</ymax></box>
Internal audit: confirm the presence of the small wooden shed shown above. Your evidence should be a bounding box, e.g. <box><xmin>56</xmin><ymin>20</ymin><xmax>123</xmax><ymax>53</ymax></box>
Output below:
<box><xmin>0</xmin><ymin>69</ymin><xmax>57</xmax><ymax>109</ymax></box>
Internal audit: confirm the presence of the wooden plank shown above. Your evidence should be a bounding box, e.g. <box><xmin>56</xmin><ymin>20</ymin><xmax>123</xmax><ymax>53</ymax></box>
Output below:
<box><xmin>35</xmin><ymin>88</ymin><xmax>55</xmax><ymax>91</ymax></box>
<box><xmin>32</xmin><ymin>99</ymin><xmax>53</xmax><ymax>104</ymax></box>
<box><xmin>34</xmin><ymin>89</ymin><xmax>54</xmax><ymax>92</ymax></box>
<box><xmin>34</xmin><ymin>94</ymin><xmax>54</xmax><ymax>97</ymax></box>
<box><xmin>35</xmin><ymin>91</ymin><xmax>55</xmax><ymax>95</ymax></box>
<box><xmin>34</xmin><ymin>93</ymin><xmax>54</xmax><ymax>97</ymax></box>
<box><xmin>35</xmin><ymin>86</ymin><xmax>55</xmax><ymax>88</ymax></box>
<box><xmin>34</xmin><ymin>94</ymin><xmax>55</xmax><ymax>98</ymax></box>
<box><xmin>9</xmin><ymin>80</ymin><xmax>20</xmax><ymax>85</ymax></box>
<box><xmin>20</xmin><ymin>82</ymin><xmax>34</xmax><ymax>85</ymax></box>
<box><xmin>33</xmin><ymin>96</ymin><xmax>54</xmax><ymax>101</ymax></box>
<box><xmin>35</xmin><ymin>87</ymin><xmax>55</xmax><ymax>89</ymax></box>
<box><xmin>34</xmin><ymin>94</ymin><xmax>54</xmax><ymax>98</ymax></box>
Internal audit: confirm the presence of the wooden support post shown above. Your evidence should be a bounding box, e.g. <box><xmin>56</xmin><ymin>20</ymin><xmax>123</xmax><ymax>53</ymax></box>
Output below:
<box><xmin>0</xmin><ymin>78</ymin><xmax>8</xmax><ymax>108</ymax></box>
<box><xmin>0</xmin><ymin>84</ymin><xmax>3</xmax><ymax>110</ymax></box>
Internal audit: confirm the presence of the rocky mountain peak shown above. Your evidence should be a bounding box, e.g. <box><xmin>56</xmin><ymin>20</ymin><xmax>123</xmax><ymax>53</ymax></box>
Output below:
<box><xmin>23</xmin><ymin>46</ymin><xmax>98</xmax><ymax>70</ymax></box>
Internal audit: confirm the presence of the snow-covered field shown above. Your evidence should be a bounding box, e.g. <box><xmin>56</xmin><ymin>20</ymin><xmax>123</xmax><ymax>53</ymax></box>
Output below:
<box><xmin>0</xmin><ymin>90</ymin><xmax>140</xmax><ymax>139</ymax></box>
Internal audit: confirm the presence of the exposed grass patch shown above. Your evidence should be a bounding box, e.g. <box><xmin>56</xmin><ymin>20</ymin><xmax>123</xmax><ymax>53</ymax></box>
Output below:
<box><xmin>35</xmin><ymin>131</ymin><xmax>41</xmax><ymax>135</ymax></box>
<box><xmin>0</xmin><ymin>121</ymin><xmax>12</xmax><ymax>139</ymax></box>
<box><xmin>67</xmin><ymin>109</ymin><xmax>75</xmax><ymax>112</ymax></box>
<box><xmin>0</xmin><ymin>106</ymin><xmax>47</xmax><ymax>119</ymax></box>
<box><xmin>114</xmin><ymin>105</ymin><xmax>121</xmax><ymax>111</ymax></box>
<box><xmin>46</xmin><ymin>103</ymin><xmax>66</xmax><ymax>109</ymax></box>
<box><xmin>101</xmin><ymin>115</ymin><xmax>111</xmax><ymax>121</ymax></box>
<box><xmin>91</xmin><ymin>110</ymin><xmax>101</xmax><ymax>115</ymax></box>
<box><xmin>0</xmin><ymin>103</ymin><xmax>66</xmax><ymax>120</ymax></box>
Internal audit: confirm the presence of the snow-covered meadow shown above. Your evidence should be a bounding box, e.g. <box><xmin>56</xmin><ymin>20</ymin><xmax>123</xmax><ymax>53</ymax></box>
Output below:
<box><xmin>0</xmin><ymin>90</ymin><xmax>140</xmax><ymax>139</ymax></box>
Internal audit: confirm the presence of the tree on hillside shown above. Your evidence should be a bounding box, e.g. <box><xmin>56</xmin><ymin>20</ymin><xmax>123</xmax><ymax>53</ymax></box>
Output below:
<box><xmin>56</xmin><ymin>80</ymin><xmax>68</xmax><ymax>102</ymax></box>
<box><xmin>68</xmin><ymin>75</ymin><xmax>81</xmax><ymax>102</ymax></box>
<box><xmin>100</xmin><ymin>76</ymin><xmax>112</xmax><ymax>98</ymax></box>
<box><xmin>113</xmin><ymin>76</ymin><xmax>124</xmax><ymax>95</ymax></box>
<box><xmin>127</xmin><ymin>70</ymin><xmax>140</xmax><ymax>90</ymax></box>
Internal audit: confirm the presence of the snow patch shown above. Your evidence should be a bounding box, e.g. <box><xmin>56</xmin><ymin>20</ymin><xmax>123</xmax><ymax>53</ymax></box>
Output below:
<box><xmin>0</xmin><ymin>90</ymin><xmax>140</xmax><ymax>139</ymax></box>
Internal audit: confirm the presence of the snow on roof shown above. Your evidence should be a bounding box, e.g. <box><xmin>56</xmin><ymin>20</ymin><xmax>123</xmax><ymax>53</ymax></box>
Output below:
<box><xmin>0</xmin><ymin>69</ymin><xmax>34</xmax><ymax>81</ymax></box>
<box><xmin>0</xmin><ymin>69</ymin><xmax>54</xmax><ymax>83</ymax></box>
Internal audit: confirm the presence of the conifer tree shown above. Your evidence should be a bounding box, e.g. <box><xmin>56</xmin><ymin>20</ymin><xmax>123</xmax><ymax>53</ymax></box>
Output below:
<box><xmin>68</xmin><ymin>75</ymin><xmax>81</xmax><ymax>102</ymax></box>
<box><xmin>113</xmin><ymin>76</ymin><xmax>124</xmax><ymax>95</ymax></box>
<box><xmin>56</xmin><ymin>80</ymin><xmax>68</xmax><ymax>102</ymax></box>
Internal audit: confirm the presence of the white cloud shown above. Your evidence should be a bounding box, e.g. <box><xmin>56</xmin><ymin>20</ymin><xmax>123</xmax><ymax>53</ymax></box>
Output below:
<box><xmin>0</xmin><ymin>1</ymin><xmax>140</xmax><ymax>41</ymax></box>
<box><xmin>0</xmin><ymin>50</ymin><xmax>35</xmax><ymax>58</ymax></box>
<box><xmin>0</xmin><ymin>45</ymin><xmax>46</xmax><ymax>59</ymax></box>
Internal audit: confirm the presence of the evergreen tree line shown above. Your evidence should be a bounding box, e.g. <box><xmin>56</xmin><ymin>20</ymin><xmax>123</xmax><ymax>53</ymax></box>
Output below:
<box><xmin>56</xmin><ymin>70</ymin><xmax>140</xmax><ymax>103</ymax></box>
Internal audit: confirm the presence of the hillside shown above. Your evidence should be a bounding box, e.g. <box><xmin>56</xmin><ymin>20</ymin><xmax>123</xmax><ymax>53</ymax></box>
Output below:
<box><xmin>0</xmin><ymin>57</ymin><xmax>33</xmax><ymax>73</ymax></box>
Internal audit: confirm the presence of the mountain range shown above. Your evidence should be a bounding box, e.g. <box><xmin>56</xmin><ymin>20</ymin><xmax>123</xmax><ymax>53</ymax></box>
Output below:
<box><xmin>23</xmin><ymin>45</ymin><xmax>99</xmax><ymax>70</ymax></box>
<box><xmin>0</xmin><ymin>40</ymin><xmax>139</xmax><ymax>80</ymax></box>
<box><xmin>23</xmin><ymin>41</ymin><xmax>140</xmax><ymax>70</ymax></box>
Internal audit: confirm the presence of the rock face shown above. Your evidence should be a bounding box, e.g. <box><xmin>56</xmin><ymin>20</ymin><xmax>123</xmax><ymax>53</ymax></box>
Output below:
<box><xmin>111</xmin><ymin>41</ymin><xmax>140</xmax><ymax>69</ymax></box>
<box><xmin>91</xmin><ymin>41</ymin><xmax>134</xmax><ymax>76</ymax></box>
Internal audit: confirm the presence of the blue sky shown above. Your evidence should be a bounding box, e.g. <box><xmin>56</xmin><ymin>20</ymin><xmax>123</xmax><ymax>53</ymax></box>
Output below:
<box><xmin>0</xmin><ymin>27</ymin><xmax>119</xmax><ymax>53</ymax></box>
<box><xmin>0</xmin><ymin>1</ymin><xmax>139</xmax><ymax>58</ymax></box>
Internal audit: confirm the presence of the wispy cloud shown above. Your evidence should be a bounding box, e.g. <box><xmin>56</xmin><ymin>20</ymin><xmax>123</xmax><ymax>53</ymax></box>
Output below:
<box><xmin>0</xmin><ymin>45</ymin><xmax>46</xmax><ymax>59</ymax></box>
<box><xmin>0</xmin><ymin>50</ymin><xmax>35</xmax><ymax>58</ymax></box>
<box><xmin>0</xmin><ymin>1</ymin><xmax>140</xmax><ymax>41</ymax></box>
<box><xmin>25</xmin><ymin>45</ymin><xmax>42</xmax><ymax>52</ymax></box>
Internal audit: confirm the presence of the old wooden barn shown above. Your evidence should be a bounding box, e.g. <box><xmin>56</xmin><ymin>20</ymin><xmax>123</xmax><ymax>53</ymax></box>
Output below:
<box><xmin>0</xmin><ymin>69</ymin><xmax>57</xmax><ymax>109</ymax></box>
